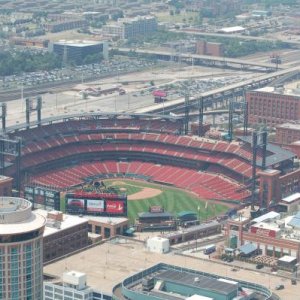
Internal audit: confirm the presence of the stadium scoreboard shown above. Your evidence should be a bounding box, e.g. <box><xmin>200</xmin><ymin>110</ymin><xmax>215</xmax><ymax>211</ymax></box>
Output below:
<box><xmin>24</xmin><ymin>185</ymin><xmax>61</xmax><ymax>210</ymax></box>
<box><xmin>65</xmin><ymin>191</ymin><xmax>127</xmax><ymax>216</ymax></box>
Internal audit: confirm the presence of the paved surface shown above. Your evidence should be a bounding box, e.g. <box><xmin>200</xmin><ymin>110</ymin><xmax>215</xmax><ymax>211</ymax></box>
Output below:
<box><xmin>44</xmin><ymin>239</ymin><xmax>298</xmax><ymax>299</ymax></box>
<box><xmin>4</xmin><ymin>66</ymin><xmax>250</xmax><ymax>127</ymax></box>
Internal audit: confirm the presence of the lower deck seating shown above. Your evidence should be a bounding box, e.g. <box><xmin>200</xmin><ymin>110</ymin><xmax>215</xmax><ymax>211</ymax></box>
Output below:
<box><xmin>31</xmin><ymin>160</ymin><xmax>250</xmax><ymax>201</ymax></box>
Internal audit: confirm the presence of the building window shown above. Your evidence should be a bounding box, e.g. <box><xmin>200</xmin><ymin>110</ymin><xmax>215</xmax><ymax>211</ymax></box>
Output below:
<box><xmin>95</xmin><ymin>226</ymin><xmax>101</xmax><ymax>234</ymax></box>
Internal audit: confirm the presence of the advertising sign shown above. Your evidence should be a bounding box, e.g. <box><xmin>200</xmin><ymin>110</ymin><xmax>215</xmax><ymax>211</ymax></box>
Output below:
<box><xmin>250</xmin><ymin>226</ymin><xmax>276</xmax><ymax>238</ymax></box>
<box><xmin>67</xmin><ymin>199</ymin><xmax>85</xmax><ymax>210</ymax></box>
<box><xmin>87</xmin><ymin>199</ymin><xmax>104</xmax><ymax>212</ymax></box>
<box><xmin>150</xmin><ymin>205</ymin><xmax>163</xmax><ymax>213</ymax></box>
<box><xmin>106</xmin><ymin>201</ymin><xmax>124</xmax><ymax>214</ymax></box>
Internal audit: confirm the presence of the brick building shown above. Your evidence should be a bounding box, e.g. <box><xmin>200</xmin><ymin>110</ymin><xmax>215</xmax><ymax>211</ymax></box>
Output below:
<box><xmin>196</xmin><ymin>40</ymin><xmax>224</xmax><ymax>57</ymax></box>
<box><xmin>225</xmin><ymin>209</ymin><xmax>300</xmax><ymax>261</ymax></box>
<box><xmin>36</xmin><ymin>210</ymin><xmax>89</xmax><ymax>263</ymax></box>
<box><xmin>246</xmin><ymin>86</ymin><xmax>300</xmax><ymax>126</ymax></box>
<box><xmin>276</xmin><ymin>122</ymin><xmax>300</xmax><ymax>145</ymax></box>
<box><xmin>84</xmin><ymin>215</ymin><xmax>128</xmax><ymax>239</ymax></box>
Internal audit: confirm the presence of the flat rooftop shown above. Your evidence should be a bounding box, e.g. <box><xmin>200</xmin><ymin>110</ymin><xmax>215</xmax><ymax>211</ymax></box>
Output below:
<box><xmin>35</xmin><ymin>209</ymin><xmax>88</xmax><ymax>237</ymax></box>
<box><xmin>54</xmin><ymin>40</ymin><xmax>104</xmax><ymax>47</ymax></box>
<box><xmin>84</xmin><ymin>215</ymin><xmax>128</xmax><ymax>225</ymax></box>
<box><xmin>277</xmin><ymin>123</ymin><xmax>300</xmax><ymax>131</ymax></box>
<box><xmin>156</xmin><ymin>269</ymin><xmax>237</xmax><ymax>295</ymax></box>
<box><xmin>43</xmin><ymin>238</ymin><xmax>297</xmax><ymax>300</ymax></box>
<box><xmin>254</xmin><ymin>86</ymin><xmax>300</xmax><ymax>98</ymax></box>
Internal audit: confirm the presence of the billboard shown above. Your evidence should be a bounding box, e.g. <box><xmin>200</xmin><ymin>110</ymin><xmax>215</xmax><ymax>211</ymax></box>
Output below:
<box><xmin>65</xmin><ymin>192</ymin><xmax>127</xmax><ymax>216</ymax></box>
<box><xmin>250</xmin><ymin>226</ymin><xmax>276</xmax><ymax>238</ymax></box>
<box><xmin>87</xmin><ymin>199</ymin><xmax>104</xmax><ymax>212</ymax></box>
<box><xmin>67</xmin><ymin>199</ymin><xmax>85</xmax><ymax>211</ymax></box>
<box><xmin>106</xmin><ymin>201</ymin><xmax>124</xmax><ymax>214</ymax></box>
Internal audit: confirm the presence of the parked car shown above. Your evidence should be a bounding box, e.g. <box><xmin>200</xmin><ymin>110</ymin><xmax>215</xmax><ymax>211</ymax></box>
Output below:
<box><xmin>256</xmin><ymin>264</ymin><xmax>264</xmax><ymax>269</ymax></box>
<box><xmin>275</xmin><ymin>284</ymin><xmax>284</xmax><ymax>290</ymax></box>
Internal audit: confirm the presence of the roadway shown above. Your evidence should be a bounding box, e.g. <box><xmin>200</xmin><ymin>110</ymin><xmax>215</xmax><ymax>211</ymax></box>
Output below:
<box><xmin>134</xmin><ymin>66</ymin><xmax>300</xmax><ymax>114</ymax></box>
<box><xmin>173</xmin><ymin>28</ymin><xmax>300</xmax><ymax>48</ymax></box>
<box><xmin>117</xmin><ymin>48</ymin><xmax>281</xmax><ymax>71</ymax></box>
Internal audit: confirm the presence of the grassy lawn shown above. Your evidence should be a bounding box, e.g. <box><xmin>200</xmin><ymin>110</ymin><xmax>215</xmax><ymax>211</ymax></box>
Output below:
<box><xmin>155</xmin><ymin>11</ymin><xmax>199</xmax><ymax>24</ymax></box>
<box><xmin>105</xmin><ymin>180</ymin><xmax>228</xmax><ymax>224</ymax></box>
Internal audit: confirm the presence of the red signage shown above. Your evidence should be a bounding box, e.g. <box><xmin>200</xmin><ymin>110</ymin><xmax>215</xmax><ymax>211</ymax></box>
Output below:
<box><xmin>150</xmin><ymin>206</ymin><xmax>164</xmax><ymax>213</ymax></box>
<box><xmin>106</xmin><ymin>201</ymin><xmax>124</xmax><ymax>213</ymax></box>
<box><xmin>250</xmin><ymin>226</ymin><xmax>276</xmax><ymax>238</ymax></box>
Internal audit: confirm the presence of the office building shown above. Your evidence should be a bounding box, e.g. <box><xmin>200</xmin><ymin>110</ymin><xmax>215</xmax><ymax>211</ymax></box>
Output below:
<box><xmin>276</xmin><ymin>122</ymin><xmax>300</xmax><ymax>145</ymax></box>
<box><xmin>50</xmin><ymin>40</ymin><xmax>108</xmax><ymax>64</ymax></box>
<box><xmin>246</xmin><ymin>86</ymin><xmax>300</xmax><ymax>126</ymax></box>
<box><xmin>103</xmin><ymin>15</ymin><xmax>157</xmax><ymax>39</ymax></box>
<box><xmin>225</xmin><ymin>206</ymin><xmax>300</xmax><ymax>261</ymax></box>
<box><xmin>0</xmin><ymin>197</ymin><xmax>46</xmax><ymax>299</ymax></box>
<box><xmin>36</xmin><ymin>210</ymin><xmax>89</xmax><ymax>263</ymax></box>
<box><xmin>85</xmin><ymin>215</ymin><xmax>128</xmax><ymax>239</ymax></box>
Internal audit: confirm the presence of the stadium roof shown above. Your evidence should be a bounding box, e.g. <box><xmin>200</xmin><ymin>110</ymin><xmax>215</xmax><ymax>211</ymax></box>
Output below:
<box><xmin>237</xmin><ymin>136</ymin><xmax>296</xmax><ymax>167</ymax></box>
<box><xmin>4</xmin><ymin>112</ymin><xmax>183</xmax><ymax>134</ymax></box>
<box><xmin>138</xmin><ymin>212</ymin><xmax>174</xmax><ymax>218</ymax></box>
<box><xmin>177</xmin><ymin>211</ymin><xmax>197</xmax><ymax>218</ymax></box>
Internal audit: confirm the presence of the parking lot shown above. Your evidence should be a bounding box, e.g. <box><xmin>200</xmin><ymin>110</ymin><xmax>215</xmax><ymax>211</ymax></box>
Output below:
<box><xmin>0</xmin><ymin>58</ymin><xmax>159</xmax><ymax>90</ymax></box>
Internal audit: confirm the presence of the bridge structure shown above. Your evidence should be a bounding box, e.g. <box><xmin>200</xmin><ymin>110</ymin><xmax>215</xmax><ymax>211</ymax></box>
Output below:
<box><xmin>116</xmin><ymin>47</ymin><xmax>282</xmax><ymax>72</ymax></box>
<box><xmin>173</xmin><ymin>28</ymin><xmax>300</xmax><ymax>49</ymax></box>
<box><xmin>135</xmin><ymin>66</ymin><xmax>300</xmax><ymax>115</ymax></box>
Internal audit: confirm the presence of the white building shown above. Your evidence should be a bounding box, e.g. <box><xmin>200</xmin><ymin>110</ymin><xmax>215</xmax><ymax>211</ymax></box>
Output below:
<box><xmin>44</xmin><ymin>271</ymin><xmax>94</xmax><ymax>300</ymax></box>
<box><xmin>103</xmin><ymin>15</ymin><xmax>157</xmax><ymax>39</ymax></box>
<box><xmin>146</xmin><ymin>236</ymin><xmax>170</xmax><ymax>254</ymax></box>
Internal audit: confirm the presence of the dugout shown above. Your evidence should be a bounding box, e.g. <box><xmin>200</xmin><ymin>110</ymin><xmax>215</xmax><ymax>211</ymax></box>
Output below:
<box><xmin>178</xmin><ymin>211</ymin><xmax>198</xmax><ymax>225</ymax></box>
<box><xmin>135</xmin><ymin>211</ymin><xmax>176</xmax><ymax>232</ymax></box>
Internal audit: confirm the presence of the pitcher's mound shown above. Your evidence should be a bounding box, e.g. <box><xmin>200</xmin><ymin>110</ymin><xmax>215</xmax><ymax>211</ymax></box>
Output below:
<box><xmin>128</xmin><ymin>187</ymin><xmax>162</xmax><ymax>200</ymax></box>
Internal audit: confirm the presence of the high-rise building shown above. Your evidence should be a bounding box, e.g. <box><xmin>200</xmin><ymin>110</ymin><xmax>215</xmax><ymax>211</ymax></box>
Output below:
<box><xmin>0</xmin><ymin>197</ymin><xmax>46</xmax><ymax>300</ymax></box>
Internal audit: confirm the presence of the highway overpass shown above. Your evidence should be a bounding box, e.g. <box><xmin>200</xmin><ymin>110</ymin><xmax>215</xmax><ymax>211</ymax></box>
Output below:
<box><xmin>116</xmin><ymin>48</ymin><xmax>281</xmax><ymax>72</ymax></box>
<box><xmin>173</xmin><ymin>29</ymin><xmax>300</xmax><ymax>49</ymax></box>
<box><xmin>135</xmin><ymin>66</ymin><xmax>300</xmax><ymax>114</ymax></box>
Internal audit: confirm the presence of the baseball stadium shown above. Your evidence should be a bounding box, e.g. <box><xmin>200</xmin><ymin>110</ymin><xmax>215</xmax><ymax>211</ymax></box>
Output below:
<box><xmin>1</xmin><ymin>112</ymin><xmax>298</xmax><ymax>222</ymax></box>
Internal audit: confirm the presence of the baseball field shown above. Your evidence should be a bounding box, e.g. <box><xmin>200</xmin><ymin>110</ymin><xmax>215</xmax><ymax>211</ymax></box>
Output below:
<box><xmin>105</xmin><ymin>179</ymin><xmax>228</xmax><ymax>223</ymax></box>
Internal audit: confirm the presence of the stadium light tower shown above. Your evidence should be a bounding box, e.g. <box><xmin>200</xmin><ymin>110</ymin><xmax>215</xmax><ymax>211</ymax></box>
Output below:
<box><xmin>184</xmin><ymin>93</ymin><xmax>190</xmax><ymax>135</ymax></box>
<box><xmin>25</xmin><ymin>96</ymin><xmax>43</xmax><ymax>129</ymax></box>
<box><xmin>198</xmin><ymin>97</ymin><xmax>204</xmax><ymax>137</ymax></box>
<box><xmin>0</xmin><ymin>103</ymin><xmax>7</xmax><ymax>133</ymax></box>
<box><xmin>250</xmin><ymin>131</ymin><xmax>268</xmax><ymax>210</ymax></box>
<box><xmin>0</xmin><ymin>137</ymin><xmax>22</xmax><ymax>195</ymax></box>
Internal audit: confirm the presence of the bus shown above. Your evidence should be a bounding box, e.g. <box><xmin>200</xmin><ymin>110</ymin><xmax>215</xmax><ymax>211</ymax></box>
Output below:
<box><xmin>203</xmin><ymin>244</ymin><xmax>216</xmax><ymax>255</ymax></box>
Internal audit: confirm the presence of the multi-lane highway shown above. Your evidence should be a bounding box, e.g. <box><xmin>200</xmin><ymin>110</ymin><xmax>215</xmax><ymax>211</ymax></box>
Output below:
<box><xmin>173</xmin><ymin>28</ymin><xmax>300</xmax><ymax>48</ymax></box>
<box><xmin>135</xmin><ymin>66</ymin><xmax>300</xmax><ymax>114</ymax></box>
<box><xmin>116</xmin><ymin>48</ymin><xmax>282</xmax><ymax>72</ymax></box>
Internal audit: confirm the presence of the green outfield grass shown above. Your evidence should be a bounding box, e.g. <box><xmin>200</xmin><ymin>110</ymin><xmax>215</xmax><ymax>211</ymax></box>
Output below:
<box><xmin>104</xmin><ymin>179</ymin><xmax>228</xmax><ymax>223</ymax></box>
